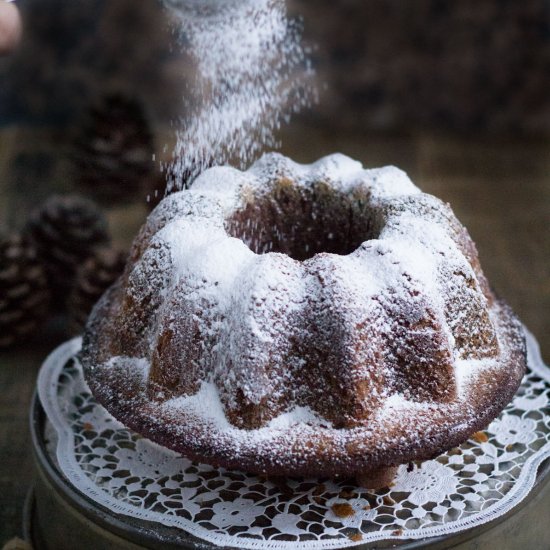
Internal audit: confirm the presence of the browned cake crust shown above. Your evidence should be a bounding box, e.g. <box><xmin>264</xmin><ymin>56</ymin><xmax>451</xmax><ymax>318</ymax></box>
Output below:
<box><xmin>80</xmin><ymin>153</ymin><xmax>527</xmax><ymax>479</ymax></box>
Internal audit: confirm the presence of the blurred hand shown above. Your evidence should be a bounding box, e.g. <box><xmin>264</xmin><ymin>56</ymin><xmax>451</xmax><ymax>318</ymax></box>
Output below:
<box><xmin>0</xmin><ymin>2</ymin><xmax>21</xmax><ymax>55</ymax></box>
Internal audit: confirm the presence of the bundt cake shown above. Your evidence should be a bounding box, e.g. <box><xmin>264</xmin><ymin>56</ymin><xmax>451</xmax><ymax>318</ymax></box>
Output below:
<box><xmin>80</xmin><ymin>153</ymin><xmax>526</xmax><ymax>484</ymax></box>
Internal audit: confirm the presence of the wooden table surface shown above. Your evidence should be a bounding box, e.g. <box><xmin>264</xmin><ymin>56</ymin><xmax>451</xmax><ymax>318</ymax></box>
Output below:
<box><xmin>0</xmin><ymin>124</ymin><xmax>548</xmax><ymax>546</ymax></box>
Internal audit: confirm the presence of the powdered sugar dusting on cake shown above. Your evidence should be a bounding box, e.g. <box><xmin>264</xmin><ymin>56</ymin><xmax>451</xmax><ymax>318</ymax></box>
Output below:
<box><xmin>162</xmin><ymin>381</ymin><xmax>233</xmax><ymax>431</ymax></box>
<box><xmin>454</xmin><ymin>358</ymin><xmax>499</xmax><ymax>399</ymax></box>
<box><xmin>160</xmin><ymin>219</ymin><xmax>254</xmax><ymax>294</ymax></box>
<box><xmin>163</xmin><ymin>381</ymin><xmax>333</xmax><ymax>434</ymax></box>
<box><xmin>366</xmin><ymin>166</ymin><xmax>420</xmax><ymax>198</ymax></box>
<box><xmin>81</xmin><ymin>152</ymin><xmax>526</xmax><ymax>476</ymax></box>
<box><xmin>109</xmin><ymin>152</ymin><xmax>503</xmax><ymax>418</ymax></box>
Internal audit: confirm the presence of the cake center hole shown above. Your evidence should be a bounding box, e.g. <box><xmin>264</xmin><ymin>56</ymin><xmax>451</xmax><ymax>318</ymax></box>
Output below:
<box><xmin>226</xmin><ymin>178</ymin><xmax>377</xmax><ymax>261</ymax></box>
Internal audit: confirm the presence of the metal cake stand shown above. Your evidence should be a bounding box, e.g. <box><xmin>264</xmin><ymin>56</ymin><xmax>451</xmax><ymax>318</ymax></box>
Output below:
<box><xmin>26</xmin><ymin>391</ymin><xmax>550</xmax><ymax>550</ymax></box>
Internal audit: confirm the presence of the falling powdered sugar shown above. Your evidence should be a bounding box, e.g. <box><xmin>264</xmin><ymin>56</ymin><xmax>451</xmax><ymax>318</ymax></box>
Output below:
<box><xmin>164</xmin><ymin>0</ymin><xmax>316</xmax><ymax>192</ymax></box>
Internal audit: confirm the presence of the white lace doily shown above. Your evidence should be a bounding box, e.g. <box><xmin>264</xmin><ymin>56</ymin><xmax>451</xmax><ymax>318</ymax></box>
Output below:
<box><xmin>38</xmin><ymin>328</ymin><xmax>550</xmax><ymax>549</ymax></box>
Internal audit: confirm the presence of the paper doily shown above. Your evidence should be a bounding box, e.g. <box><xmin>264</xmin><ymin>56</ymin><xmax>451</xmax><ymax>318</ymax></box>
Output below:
<box><xmin>38</xmin><ymin>328</ymin><xmax>550</xmax><ymax>549</ymax></box>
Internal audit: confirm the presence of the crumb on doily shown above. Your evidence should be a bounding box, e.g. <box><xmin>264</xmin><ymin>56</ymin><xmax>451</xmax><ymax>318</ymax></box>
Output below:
<box><xmin>472</xmin><ymin>431</ymin><xmax>489</xmax><ymax>443</ymax></box>
<box><xmin>331</xmin><ymin>502</ymin><xmax>355</xmax><ymax>518</ymax></box>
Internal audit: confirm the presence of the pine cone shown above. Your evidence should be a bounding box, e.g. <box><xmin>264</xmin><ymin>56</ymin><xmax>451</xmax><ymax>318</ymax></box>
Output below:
<box><xmin>72</xmin><ymin>93</ymin><xmax>155</xmax><ymax>204</ymax></box>
<box><xmin>68</xmin><ymin>247</ymin><xmax>127</xmax><ymax>334</ymax></box>
<box><xmin>25</xmin><ymin>195</ymin><xmax>110</xmax><ymax>303</ymax></box>
<box><xmin>0</xmin><ymin>234</ymin><xmax>51</xmax><ymax>348</ymax></box>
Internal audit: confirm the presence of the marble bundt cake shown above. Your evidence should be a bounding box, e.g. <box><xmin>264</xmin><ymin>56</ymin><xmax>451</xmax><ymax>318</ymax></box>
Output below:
<box><xmin>80</xmin><ymin>153</ymin><xmax>526</xmax><ymax>483</ymax></box>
